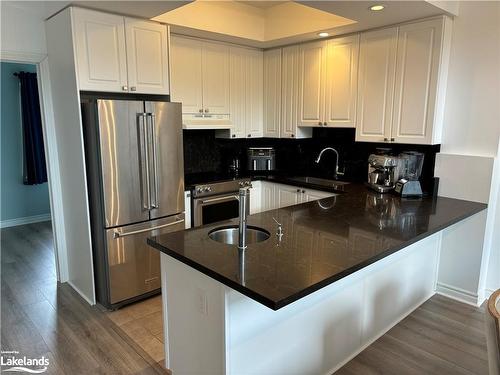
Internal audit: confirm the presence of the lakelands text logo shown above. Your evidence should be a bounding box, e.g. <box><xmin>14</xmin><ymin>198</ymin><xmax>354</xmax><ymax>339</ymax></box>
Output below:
<box><xmin>1</xmin><ymin>351</ymin><xmax>49</xmax><ymax>373</ymax></box>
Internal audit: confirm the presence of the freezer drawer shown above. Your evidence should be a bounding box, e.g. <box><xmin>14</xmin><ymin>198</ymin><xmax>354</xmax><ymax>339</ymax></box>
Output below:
<box><xmin>105</xmin><ymin>214</ymin><xmax>184</xmax><ymax>304</ymax></box>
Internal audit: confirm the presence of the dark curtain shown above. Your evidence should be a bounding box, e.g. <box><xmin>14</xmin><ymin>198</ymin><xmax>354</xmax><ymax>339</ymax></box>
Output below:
<box><xmin>17</xmin><ymin>71</ymin><xmax>47</xmax><ymax>185</ymax></box>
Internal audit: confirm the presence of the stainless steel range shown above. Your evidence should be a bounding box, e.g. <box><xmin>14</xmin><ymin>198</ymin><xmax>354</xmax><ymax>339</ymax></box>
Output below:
<box><xmin>192</xmin><ymin>178</ymin><xmax>251</xmax><ymax>227</ymax></box>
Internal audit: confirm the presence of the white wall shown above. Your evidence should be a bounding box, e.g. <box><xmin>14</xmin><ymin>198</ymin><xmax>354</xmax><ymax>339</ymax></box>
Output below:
<box><xmin>440</xmin><ymin>1</ymin><xmax>500</xmax><ymax>157</ymax></box>
<box><xmin>0</xmin><ymin>2</ymin><xmax>47</xmax><ymax>57</ymax></box>
<box><xmin>436</xmin><ymin>1</ymin><xmax>500</xmax><ymax>303</ymax></box>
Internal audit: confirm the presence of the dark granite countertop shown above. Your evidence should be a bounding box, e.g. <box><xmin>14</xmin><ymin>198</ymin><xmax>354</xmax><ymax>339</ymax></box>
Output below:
<box><xmin>148</xmin><ymin>183</ymin><xmax>486</xmax><ymax>310</ymax></box>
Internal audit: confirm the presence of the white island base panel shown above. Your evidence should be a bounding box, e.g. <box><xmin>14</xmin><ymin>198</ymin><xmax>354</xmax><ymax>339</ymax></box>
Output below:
<box><xmin>160</xmin><ymin>232</ymin><xmax>441</xmax><ymax>375</ymax></box>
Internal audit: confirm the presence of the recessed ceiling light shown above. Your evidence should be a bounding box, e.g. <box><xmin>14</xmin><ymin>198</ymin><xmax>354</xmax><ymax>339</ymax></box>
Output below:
<box><xmin>318</xmin><ymin>32</ymin><xmax>329</xmax><ymax>37</ymax></box>
<box><xmin>370</xmin><ymin>4</ymin><xmax>385</xmax><ymax>11</ymax></box>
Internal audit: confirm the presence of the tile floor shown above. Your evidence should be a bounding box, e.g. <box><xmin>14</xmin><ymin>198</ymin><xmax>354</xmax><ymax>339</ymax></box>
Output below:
<box><xmin>107</xmin><ymin>295</ymin><xmax>166</xmax><ymax>368</ymax></box>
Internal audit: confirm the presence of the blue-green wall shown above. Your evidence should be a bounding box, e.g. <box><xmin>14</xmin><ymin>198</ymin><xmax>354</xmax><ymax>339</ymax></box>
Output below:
<box><xmin>1</xmin><ymin>62</ymin><xmax>50</xmax><ymax>222</ymax></box>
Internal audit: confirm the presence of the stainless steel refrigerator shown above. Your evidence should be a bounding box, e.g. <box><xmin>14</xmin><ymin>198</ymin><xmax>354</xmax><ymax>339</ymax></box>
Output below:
<box><xmin>81</xmin><ymin>96</ymin><xmax>184</xmax><ymax>309</ymax></box>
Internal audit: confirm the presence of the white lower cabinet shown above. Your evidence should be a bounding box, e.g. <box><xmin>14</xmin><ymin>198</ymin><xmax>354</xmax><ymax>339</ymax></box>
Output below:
<box><xmin>249</xmin><ymin>181</ymin><xmax>263</xmax><ymax>215</ymax></box>
<box><xmin>184</xmin><ymin>191</ymin><xmax>191</xmax><ymax>229</ymax></box>
<box><xmin>249</xmin><ymin>182</ymin><xmax>335</xmax><ymax>214</ymax></box>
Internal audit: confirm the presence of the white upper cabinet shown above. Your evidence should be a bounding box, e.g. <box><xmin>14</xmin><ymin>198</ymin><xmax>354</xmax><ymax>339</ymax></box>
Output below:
<box><xmin>124</xmin><ymin>18</ymin><xmax>170</xmax><ymax>95</ymax></box>
<box><xmin>170</xmin><ymin>36</ymin><xmax>203</xmax><ymax>114</ymax></box>
<box><xmin>356</xmin><ymin>27</ymin><xmax>398</xmax><ymax>143</ymax></box>
<box><xmin>202</xmin><ymin>42</ymin><xmax>230</xmax><ymax>115</ymax></box>
<box><xmin>73</xmin><ymin>8</ymin><xmax>169</xmax><ymax>94</ymax></box>
<box><xmin>298</xmin><ymin>41</ymin><xmax>327</xmax><ymax>127</ymax></box>
<box><xmin>324</xmin><ymin>34</ymin><xmax>359</xmax><ymax>128</ymax></box>
<box><xmin>391</xmin><ymin>18</ymin><xmax>449</xmax><ymax>144</ymax></box>
<box><xmin>263</xmin><ymin>49</ymin><xmax>281</xmax><ymax>138</ymax></box>
<box><xmin>73</xmin><ymin>8</ymin><xmax>128</xmax><ymax>92</ymax></box>
<box><xmin>246</xmin><ymin>49</ymin><xmax>264</xmax><ymax>137</ymax></box>
<box><xmin>170</xmin><ymin>36</ymin><xmax>231</xmax><ymax>127</ymax></box>
<box><xmin>227</xmin><ymin>46</ymin><xmax>263</xmax><ymax>138</ymax></box>
<box><xmin>356</xmin><ymin>16</ymin><xmax>451</xmax><ymax>145</ymax></box>
<box><xmin>282</xmin><ymin>46</ymin><xmax>312</xmax><ymax>139</ymax></box>
<box><xmin>297</xmin><ymin>35</ymin><xmax>359</xmax><ymax>129</ymax></box>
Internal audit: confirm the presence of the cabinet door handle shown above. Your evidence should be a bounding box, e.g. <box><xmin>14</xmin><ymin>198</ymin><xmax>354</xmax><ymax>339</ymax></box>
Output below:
<box><xmin>390</xmin><ymin>137</ymin><xmax>395</xmax><ymax>142</ymax></box>
<box><xmin>302</xmin><ymin>189</ymin><xmax>305</xmax><ymax>193</ymax></box>
<box><xmin>199</xmin><ymin>109</ymin><xmax>203</xmax><ymax>113</ymax></box>
<box><xmin>296</xmin><ymin>189</ymin><xmax>301</xmax><ymax>193</ymax></box>
<box><xmin>204</xmin><ymin>109</ymin><xmax>209</xmax><ymax>113</ymax></box>
<box><xmin>130</xmin><ymin>86</ymin><xmax>137</xmax><ymax>92</ymax></box>
<box><xmin>232</xmin><ymin>134</ymin><xmax>236</xmax><ymax>138</ymax></box>
<box><xmin>383</xmin><ymin>137</ymin><xmax>388</xmax><ymax>142</ymax></box>
<box><xmin>291</xmin><ymin>134</ymin><xmax>295</xmax><ymax>138</ymax></box>
<box><xmin>318</xmin><ymin>121</ymin><xmax>322</xmax><ymax>126</ymax></box>
<box><xmin>247</xmin><ymin>134</ymin><xmax>251</xmax><ymax>137</ymax></box>
<box><xmin>122</xmin><ymin>85</ymin><xmax>128</xmax><ymax>91</ymax></box>
<box><xmin>323</xmin><ymin>122</ymin><xmax>327</xmax><ymax>126</ymax></box>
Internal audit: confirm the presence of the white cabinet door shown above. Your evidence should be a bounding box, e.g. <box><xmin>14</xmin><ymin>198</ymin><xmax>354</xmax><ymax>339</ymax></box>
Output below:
<box><xmin>356</xmin><ymin>27</ymin><xmax>398</xmax><ymax>143</ymax></box>
<box><xmin>202</xmin><ymin>41</ymin><xmax>230</xmax><ymax>115</ymax></box>
<box><xmin>263</xmin><ymin>49</ymin><xmax>281</xmax><ymax>138</ymax></box>
<box><xmin>298</xmin><ymin>41</ymin><xmax>327</xmax><ymax>127</ymax></box>
<box><xmin>170</xmin><ymin>36</ymin><xmax>203</xmax><ymax>114</ymax></box>
<box><xmin>246</xmin><ymin>49</ymin><xmax>264</xmax><ymax>138</ymax></box>
<box><xmin>125</xmin><ymin>18</ymin><xmax>169</xmax><ymax>95</ymax></box>
<box><xmin>229</xmin><ymin>47</ymin><xmax>263</xmax><ymax>138</ymax></box>
<box><xmin>391</xmin><ymin>18</ymin><xmax>444</xmax><ymax>145</ymax></box>
<box><xmin>249</xmin><ymin>181</ymin><xmax>262</xmax><ymax>215</ymax></box>
<box><xmin>277</xmin><ymin>184</ymin><xmax>300</xmax><ymax>208</ymax></box>
<box><xmin>184</xmin><ymin>191</ymin><xmax>191</xmax><ymax>229</ymax></box>
<box><xmin>261</xmin><ymin>182</ymin><xmax>277</xmax><ymax>212</ymax></box>
<box><xmin>73</xmin><ymin>8</ymin><xmax>128</xmax><ymax>92</ymax></box>
<box><xmin>324</xmin><ymin>35</ymin><xmax>359</xmax><ymax>128</ymax></box>
<box><xmin>229</xmin><ymin>46</ymin><xmax>246</xmax><ymax>138</ymax></box>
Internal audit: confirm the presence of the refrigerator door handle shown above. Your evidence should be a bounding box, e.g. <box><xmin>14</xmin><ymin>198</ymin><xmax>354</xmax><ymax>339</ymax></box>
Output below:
<box><xmin>148</xmin><ymin>113</ymin><xmax>159</xmax><ymax>209</ymax></box>
<box><xmin>138</xmin><ymin>113</ymin><xmax>151</xmax><ymax>210</ymax></box>
<box><xmin>113</xmin><ymin>218</ymin><xmax>185</xmax><ymax>239</ymax></box>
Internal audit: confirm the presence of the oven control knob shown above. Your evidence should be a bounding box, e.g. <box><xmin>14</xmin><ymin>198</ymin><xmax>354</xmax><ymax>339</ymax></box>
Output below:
<box><xmin>204</xmin><ymin>187</ymin><xmax>211</xmax><ymax>192</ymax></box>
<box><xmin>239</xmin><ymin>181</ymin><xmax>244</xmax><ymax>187</ymax></box>
<box><xmin>196</xmin><ymin>187</ymin><xmax>204</xmax><ymax>194</ymax></box>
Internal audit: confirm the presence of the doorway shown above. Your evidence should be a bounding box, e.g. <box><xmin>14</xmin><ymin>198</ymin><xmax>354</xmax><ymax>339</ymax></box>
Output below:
<box><xmin>0</xmin><ymin>54</ymin><xmax>66</xmax><ymax>284</ymax></box>
<box><xmin>1</xmin><ymin>62</ymin><xmax>51</xmax><ymax>227</ymax></box>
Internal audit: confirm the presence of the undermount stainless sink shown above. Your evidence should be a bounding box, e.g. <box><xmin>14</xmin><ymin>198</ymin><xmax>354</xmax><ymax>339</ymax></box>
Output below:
<box><xmin>288</xmin><ymin>176</ymin><xmax>350</xmax><ymax>189</ymax></box>
<box><xmin>209</xmin><ymin>225</ymin><xmax>270</xmax><ymax>246</ymax></box>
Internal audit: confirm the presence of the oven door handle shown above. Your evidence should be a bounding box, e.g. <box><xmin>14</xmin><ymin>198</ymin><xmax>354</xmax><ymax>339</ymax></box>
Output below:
<box><xmin>199</xmin><ymin>195</ymin><xmax>239</xmax><ymax>205</ymax></box>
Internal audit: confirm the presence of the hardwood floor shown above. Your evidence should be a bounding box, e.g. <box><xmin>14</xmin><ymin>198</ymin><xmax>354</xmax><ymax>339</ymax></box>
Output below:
<box><xmin>1</xmin><ymin>222</ymin><xmax>167</xmax><ymax>374</ymax></box>
<box><xmin>336</xmin><ymin>294</ymin><xmax>489</xmax><ymax>375</ymax></box>
<box><xmin>1</xmin><ymin>222</ymin><xmax>489</xmax><ymax>374</ymax></box>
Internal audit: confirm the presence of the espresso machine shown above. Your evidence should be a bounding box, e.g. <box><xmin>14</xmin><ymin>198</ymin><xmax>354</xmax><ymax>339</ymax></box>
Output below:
<box><xmin>367</xmin><ymin>154</ymin><xmax>401</xmax><ymax>193</ymax></box>
<box><xmin>247</xmin><ymin>147</ymin><xmax>276</xmax><ymax>171</ymax></box>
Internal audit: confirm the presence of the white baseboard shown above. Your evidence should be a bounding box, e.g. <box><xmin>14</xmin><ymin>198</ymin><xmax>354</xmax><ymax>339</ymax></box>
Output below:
<box><xmin>0</xmin><ymin>213</ymin><xmax>51</xmax><ymax>229</ymax></box>
<box><xmin>436</xmin><ymin>282</ymin><xmax>479</xmax><ymax>306</ymax></box>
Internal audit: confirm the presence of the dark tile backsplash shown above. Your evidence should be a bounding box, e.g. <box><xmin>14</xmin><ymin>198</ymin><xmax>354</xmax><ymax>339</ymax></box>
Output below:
<box><xmin>183</xmin><ymin>128</ymin><xmax>440</xmax><ymax>192</ymax></box>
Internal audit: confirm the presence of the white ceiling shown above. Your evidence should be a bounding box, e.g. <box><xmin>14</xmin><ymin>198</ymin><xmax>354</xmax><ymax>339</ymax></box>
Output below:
<box><xmin>1</xmin><ymin>1</ymin><xmax>191</xmax><ymax>20</ymax></box>
<box><xmin>159</xmin><ymin>1</ymin><xmax>456</xmax><ymax>48</ymax></box>
<box><xmin>1</xmin><ymin>0</ymin><xmax>456</xmax><ymax>48</ymax></box>
<box><xmin>242</xmin><ymin>1</ymin><xmax>288</xmax><ymax>9</ymax></box>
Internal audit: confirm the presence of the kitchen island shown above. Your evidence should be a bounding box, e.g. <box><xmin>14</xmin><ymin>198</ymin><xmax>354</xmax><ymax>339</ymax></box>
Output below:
<box><xmin>148</xmin><ymin>183</ymin><xmax>486</xmax><ymax>375</ymax></box>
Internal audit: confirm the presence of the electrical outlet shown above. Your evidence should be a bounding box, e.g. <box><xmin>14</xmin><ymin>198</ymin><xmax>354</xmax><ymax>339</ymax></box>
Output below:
<box><xmin>196</xmin><ymin>288</ymin><xmax>208</xmax><ymax>315</ymax></box>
